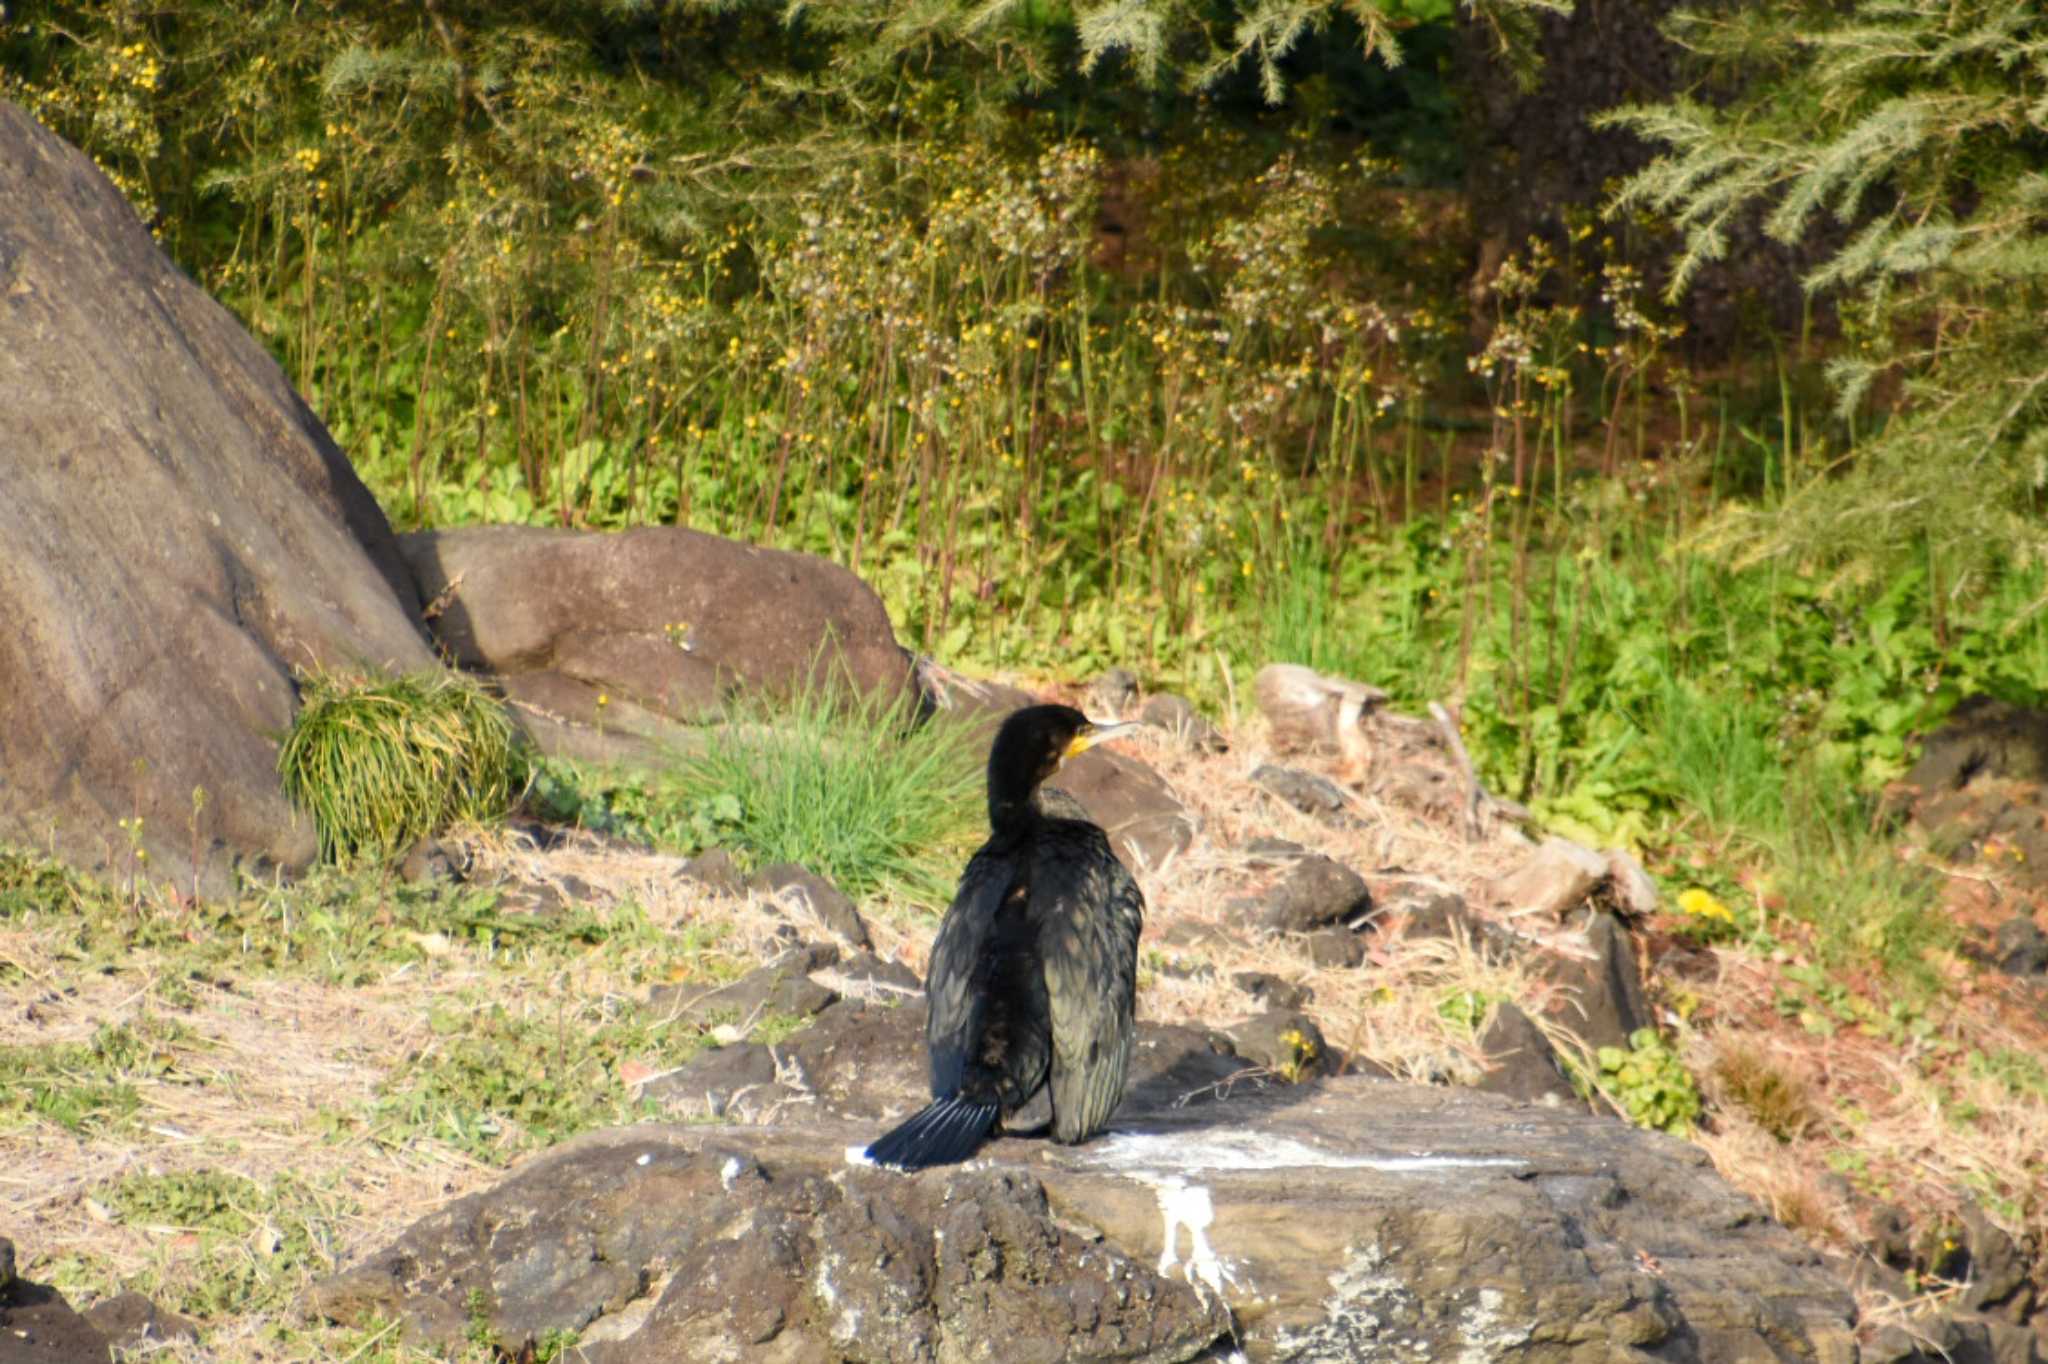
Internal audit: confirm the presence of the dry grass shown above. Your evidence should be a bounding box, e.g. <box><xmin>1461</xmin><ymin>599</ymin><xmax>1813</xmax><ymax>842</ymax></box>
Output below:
<box><xmin>6</xmin><ymin>701</ymin><xmax>2047</xmax><ymax>1356</ymax></box>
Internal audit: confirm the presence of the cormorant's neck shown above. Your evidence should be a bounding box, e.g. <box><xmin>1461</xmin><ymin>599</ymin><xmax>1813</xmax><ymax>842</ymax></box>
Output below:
<box><xmin>988</xmin><ymin>783</ymin><xmax>1046</xmax><ymax>835</ymax></box>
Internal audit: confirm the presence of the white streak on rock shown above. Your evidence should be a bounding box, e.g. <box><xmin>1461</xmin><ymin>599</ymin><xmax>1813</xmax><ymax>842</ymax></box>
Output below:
<box><xmin>1084</xmin><ymin>1129</ymin><xmax>1527</xmax><ymax>1175</ymax></box>
<box><xmin>1150</xmin><ymin>1176</ymin><xmax>1237</xmax><ymax>1298</ymax></box>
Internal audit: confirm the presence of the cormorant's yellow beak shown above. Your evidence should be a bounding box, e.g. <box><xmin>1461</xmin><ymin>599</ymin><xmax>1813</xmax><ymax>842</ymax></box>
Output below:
<box><xmin>1062</xmin><ymin>720</ymin><xmax>1141</xmax><ymax>760</ymax></box>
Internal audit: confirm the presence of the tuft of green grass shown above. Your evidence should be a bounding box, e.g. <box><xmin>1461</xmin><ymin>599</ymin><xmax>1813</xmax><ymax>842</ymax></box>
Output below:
<box><xmin>671</xmin><ymin>682</ymin><xmax>982</xmax><ymax>907</ymax></box>
<box><xmin>277</xmin><ymin>670</ymin><xmax>520</xmax><ymax>868</ymax></box>
<box><xmin>100</xmin><ymin>1168</ymin><xmax>340</xmax><ymax>1319</ymax></box>
<box><xmin>367</xmin><ymin>996</ymin><xmax>710</xmax><ymax>1164</ymax></box>
<box><xmin>1776</xmin><ymin>771</ymin><xmax>1946</xmax><ymax>986</ymax></box>
<box><xmin>1</xmin><ymin>1016</ymin><xmax>189</xmax><ymax>1135</ymax></box>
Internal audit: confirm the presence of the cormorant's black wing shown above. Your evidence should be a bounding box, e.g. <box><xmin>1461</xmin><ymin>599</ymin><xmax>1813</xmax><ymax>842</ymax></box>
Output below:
<box><xmin>923</xmin><ymin>847</ymin><xmax>1016</xmax><ymax>1098</ymax></box>
<box><xmin>1037</xmin><ymin>822</ymin><xmax>1145</xmax><ymax>1144</ymax></box>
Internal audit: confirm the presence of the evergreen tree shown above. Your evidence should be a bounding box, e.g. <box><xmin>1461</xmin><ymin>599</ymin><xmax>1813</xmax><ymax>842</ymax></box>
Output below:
<box><xmin>1600</xmin><ymin>1</ymin><xmax>2048</xmax><ymax>595</ymax></box>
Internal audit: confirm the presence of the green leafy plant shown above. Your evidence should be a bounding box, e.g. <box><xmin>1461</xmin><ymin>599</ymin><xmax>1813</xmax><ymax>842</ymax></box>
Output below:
<box><xmin>1595</xmin><ymin>1027</ymin><xmax>1702</xmax><ymax>1135</ymax></box>
<box><xmin>277</xmin><ymin>669</ymin><xmax>519</xmax><ymax>867</ymax></box>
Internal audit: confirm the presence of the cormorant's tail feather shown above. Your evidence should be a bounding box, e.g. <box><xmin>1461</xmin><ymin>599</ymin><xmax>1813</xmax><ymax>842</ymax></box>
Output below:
<box><xmin>864</xmin><ymin>1097</ymin><xmax>1000</xmax><ymax>1171</ymax></box>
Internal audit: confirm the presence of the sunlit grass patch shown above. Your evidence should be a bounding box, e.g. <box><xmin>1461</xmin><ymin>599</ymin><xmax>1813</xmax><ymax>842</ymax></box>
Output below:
<box><xmin>672</xmin><ymin>682</ymin><xmax>982</xmax><ymax>908</ymax></box>
<box><xmin>0</xmin><ymin>1016</ymin><xmax>192</xmax><ymax>1135</ymax></box>
<box><xmin>278</xmin><ymin>670</ymin><xmax>519</xmax><ymax>868</ymax></box>
<box><xmin>98</xmin><ymin>1168</ymin><xmax>341</xmax><ymax>1319</ymax></box>
<box><xmin>367</xmin><ymin>995</ymin><xmax>710</xmax><ymax>1163</ymax></box>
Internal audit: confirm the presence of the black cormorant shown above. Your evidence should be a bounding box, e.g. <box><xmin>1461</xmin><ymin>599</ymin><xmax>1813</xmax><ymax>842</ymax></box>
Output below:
<box><xmin>864</xmin><ymin>704</ymin><xmax>1146</xmax><ymax>1170</ymax></box>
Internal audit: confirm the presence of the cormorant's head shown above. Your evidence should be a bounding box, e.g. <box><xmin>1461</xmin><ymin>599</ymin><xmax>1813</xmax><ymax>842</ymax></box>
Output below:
<box><xmin>987</xmin><ymin>704</ymin><xmax>1139</xmax><ymax>826</ymax></box>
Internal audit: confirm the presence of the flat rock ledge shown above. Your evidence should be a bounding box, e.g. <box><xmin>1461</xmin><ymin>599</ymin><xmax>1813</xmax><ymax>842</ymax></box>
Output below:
<box><xmin>308</xmin><ymin>1077</ymin><xmax>1856</xmax><ymax>1363</ymax></box>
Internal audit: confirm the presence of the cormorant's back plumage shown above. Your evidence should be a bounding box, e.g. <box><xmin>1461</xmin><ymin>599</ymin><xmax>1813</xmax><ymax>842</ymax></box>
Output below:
<box><xmin>864</xmin><ymin>705</ymin><xmax>1144</xmax><ymax>1171</ymax></box>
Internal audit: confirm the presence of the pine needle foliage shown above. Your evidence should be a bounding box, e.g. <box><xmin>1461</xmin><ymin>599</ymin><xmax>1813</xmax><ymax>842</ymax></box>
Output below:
<box><xmin>277</xmin><ymin>671</ymin><xmax>519</xmax><ymax>868</ymax></box>
<box><xmin>1599</xmin><ymin>1</ymin><xmax>2048</xmax><ymax>595</ymax></box>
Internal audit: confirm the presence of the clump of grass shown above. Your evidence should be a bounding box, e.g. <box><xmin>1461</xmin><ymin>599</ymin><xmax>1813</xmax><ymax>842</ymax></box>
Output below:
<box><xmin>1777</xmin><ymin>771</ymin><xmax>1946</xmax><ymax>985</ymax></box>
<box><xmin>368</xmin><ymin>995</ymin><xmax>710</xmax><ymax>1163</ymax></box>
<box><xmin>1709</xmin><ymin>1041</ymin><xmax>1820</xmax><ymax>1143</ymax></box>
<box><xmin>101</xmin><ymin>1168</ymin><xmax>337</xmax><ymax>1318</ymax></box>
<box><xmin>277</xmin><ymin>670</ymin><xmax>519</xmax><ymax>867</ymax></box>
<box><xmin>674</xmin><ymin>683</ymin><xmax>981</xmax><ymax>907</ymax></box>
<box><xmin>0</xmin><ymin>1016</ymin><xmax>189</xmax><ymax>1135</ymax></box>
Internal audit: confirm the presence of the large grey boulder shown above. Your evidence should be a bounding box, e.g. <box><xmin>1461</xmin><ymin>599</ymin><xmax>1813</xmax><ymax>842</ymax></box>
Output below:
<box><xmin>399</xmin><ymin>525</ymin><xmax>917</xmax><ymax>765</ymax></box>
<box><xmin>309</xmin><ymin>1069</ymin><xmax>1860</xmax><ymax>1363</ymax></box>
<box><xmin>0</xmin><ymin>101</ymin><xmax>434</xmax><ymax>893</ymax></box>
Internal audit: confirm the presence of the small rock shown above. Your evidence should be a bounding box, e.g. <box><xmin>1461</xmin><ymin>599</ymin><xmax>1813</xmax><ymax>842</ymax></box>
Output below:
<box><xmin>1084</xmin><ymin>667</ymin><xmax>1140</xmax><ymax>721</ymax></box>
<box><xmin>1473</xmin><ymin>1003</ymin><xmax>1578</xmax><ymax>1106</ymax></box>
<box><xmin>1224</xmin><ymin>1008</ymin><xmax>1330</xmax><ymax>1081</ymax></box>
<box><xmin>645</xmin><ymin>1042</ymin><xmax>782</xmax><ymax>1115</ymax></box>
<box><xmin>1251</xmin><ymin>763</ymin><xmax>1356</xmax><ymax>821</ymax></box>
<box><xmin>1960</xmin><ymin>1206</ymin><xmax>2033</xmax><ymax>1318</ymax></box>
<box><xmin>0</xmin><ymin>1233</ymin><xmax>12</xmax><ymax>1294</ymax></box>
<box><xmin>1046</xmin><ymin>748</ymin><xmax>1197</xmax><ymax>872</ymax></box>
<box><xmin>677</xmin><ymin>847</ymin><xmax>746</xmax><ymax>896</ymax></box>
<box><xmin>1992</xmin><ymin>916</ymin><xmax>2048</xmax><ymax>976</ymax></box>
<box><xmin>1870</xmin><ymin>1203</ymin><xmax>1914</xmax><ymax>1267</ymax></box>
<box><xmin>1545</xmin><ymin>912</ymin><xmax>1654</xmax><ymax>1053</ymax></box>
<box><xmin>497</xmin><ymin>874</ymin><xmax>597</xmax><ymax>917</ymax></box>
<box><xmin>1241</xmin><ymin>836</ymin><xmax>1309</xmax><ymax>865</ymax></box>
<box><xmin>1493</xmin><ymin>837</ymin><xmax>1609</xmax><ymax>917</ymax></box>
<box><xmin>1381</xmin><ymin>884</ymin><xmax>1483</xmax><ymax>943</ymax></box>
<box><xmin>399</xmin><ymin>837</ymin><xmax>469</xmax><ymax>884</ymax></box>
<box><xmin>0</xmin><ymin>1251</ymin><xmax>114</xmax><ymax>1363</ymax></box>
<box><xmin>1158</xmin><ymin>919</ymin><xmax>1236</xmax><ymax>954</ymax></box>
<box><xmin>1305</xmin><ymin>926</ymin><xmax>1367</xmax><ymax>969</ymax></box>
<box><xmin>1862</xmin><ymin>1325</ymin><xmax>1921</xmax><ymax>1364</ymax></box>
<box><xmin>1233</xmin><ymin>972</ymin><xmax>1312</xmax><ymax>1009</ymax></box>
<box><xmin>1260</xmin><ymin>854</ymin><xmax>1374</xmax><ymax>934</ymax></box>
<box><xmin>824</xmin><ymin>950</ymin><xmax>922</xmax><ymax>998</ymax></box>
<box><xmin>80</xmin><ymin>1291</ymin><xmax>198</xmax><ymax>1352</ymax></box>
<box><xmin>1372</xmin><ymin>761</ymin><xmax>1459</xmax><ymax>820</ymax></box>
<box><xmin>1604</xmin><ymin>849</ymin><xmax>1661</xmax><ymax>918</ymax></box>
<box><xmin>1138</xmin><ymin>694</ymin><xmax>1227</xmax><ymax>752</ymax></box>
<box><xmin>1253</xmin><ymin>663</ymin><xmax>1387</xmax><ymax>764</ymax></box>
<box><xmin>755</xmin><ymin>862</ymin><xmax>872</xmax><ymax>951</ymax></box>
<box><xmin>650</xmin><ymin>944</ymin><xmax>841</xmax><ymax>1029</ymax></box>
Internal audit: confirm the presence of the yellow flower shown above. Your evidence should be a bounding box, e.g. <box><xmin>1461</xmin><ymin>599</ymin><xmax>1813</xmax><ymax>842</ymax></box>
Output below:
<box><xmin>1677</xmin><ymin>888</ymin><xmax>1734</xmax><ymax>923</ymax></box>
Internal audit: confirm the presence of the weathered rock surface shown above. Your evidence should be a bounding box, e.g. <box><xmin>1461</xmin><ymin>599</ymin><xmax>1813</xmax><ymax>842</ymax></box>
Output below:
<box><xmin>1992</xmin><ymin>916</ymin><xmax>2048</xmax><ymax>977</ymax></box>
<box><xmin>0</xmin><ymin>99</ymin><xmax>437</xmax><ymax>893</ymax></box>
<box><xmin>1258</xmin><ymin>854</ymin><xmax>1373</xmax><ymax>935</ymax></box>
<box><xmin>310</xmin><ymin>1072</ymin><xmax>1860</xmax><ymax>1363</ymax></box>
<box><xmin>1474</xmin><ymin>1002</ymin><xmax>1581</xmax><ymax>1107</ymax></box>
<box><xmin>1253</xmin><ymin>663</ymin><xmax>1387</xmax><ymax>765</ymax></box>
<box><xmin>80</xmin><ymin>1290</ymin><xmax>198</xmax><ymax>1354</ymax></box>
<box><xmin>754</xmin><ymin>861</ymin><xmax>873</xmax><ymax>950</ymax></box>
<box><xmin>1139</xmin><ymin>694</ymin><xmax>1228</xmax><ymax>753</ymax></box>
<box><xmin>1250</xmin><ymin>764</ymin><xmax>1358</xmax><ymax>823</ymax></box>
<box><xmin>1547</xmin><ymin>911</ymin><xmax>1657</xmax><ymax>1053</ymax></box>
<box><xmin>1492</xmin><ymin>836</ymin><xmax>1612</xmax><ymax>918</ymax></box>
<box><xmin>399</xmin><ymin>524</ymin><xmax>917</xmax><ymax>765</ymax></box>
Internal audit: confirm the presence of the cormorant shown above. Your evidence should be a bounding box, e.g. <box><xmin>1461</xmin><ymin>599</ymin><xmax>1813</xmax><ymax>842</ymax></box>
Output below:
<box><xmin>865</xmin><ymin>704</ymin><xmax>1146</xmax><ymax>1170</ymax></box>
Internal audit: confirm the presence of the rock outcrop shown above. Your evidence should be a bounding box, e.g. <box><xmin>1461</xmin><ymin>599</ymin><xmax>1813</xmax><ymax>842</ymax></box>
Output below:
<box><xmin>399</xmin><ymin>525</ymin><xmax>919</xmax><ymax>766</ymax></box>
<box><xmin>0</xmin><ymin>99</ymin><xmax>436</xmax><ymax>894</ymax></box>
<box><xmin>311</xmin><ymin>1061</ymin><xmax>1860</xmax><ymax>1363</ymax></box>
